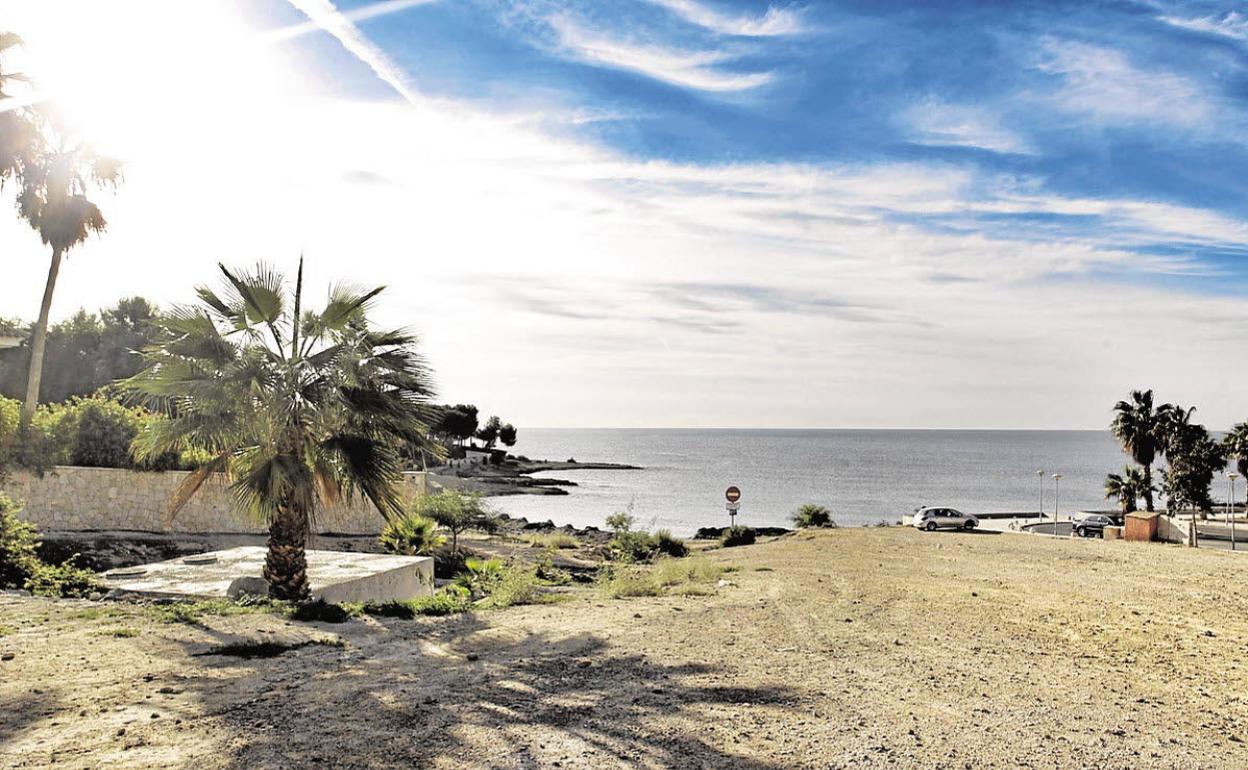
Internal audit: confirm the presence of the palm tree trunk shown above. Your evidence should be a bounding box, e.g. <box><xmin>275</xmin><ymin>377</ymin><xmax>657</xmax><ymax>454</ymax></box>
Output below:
<box><xmin>264</xmin><ymin>504</ymin><xmax>310</xmax><ymax>601</ymax></box>
<box><xmin>1143</xmin><ymin>465</ymin><xmax>1154</xmax><ymax>512</ymax></box>
<box><xmin>20</xmin><ymin>246</ymin><xmax>64</xmax><ymax>427</ymax></box>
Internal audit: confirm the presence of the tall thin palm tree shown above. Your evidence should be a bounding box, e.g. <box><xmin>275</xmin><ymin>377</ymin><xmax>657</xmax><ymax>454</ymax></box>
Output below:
<box><xmin>15</xmin><ymin>110</ymin><xmax>121</xmax><ymax>426</ymax></box>
<box><xmin>125</xmin><ymin>262</ymin><xmax>440</xmax><ymax>600</ymax></box>
<box><xmin>1110</xmin><ymin>389</ymin><xmax>1169</xmax><ymax>512</ymax></box>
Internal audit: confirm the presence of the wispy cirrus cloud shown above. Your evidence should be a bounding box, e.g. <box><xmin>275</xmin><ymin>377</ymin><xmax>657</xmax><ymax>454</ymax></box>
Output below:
<box><xmin>643</xmin><ymin>0</ymin><xmax>806</xmax><ymax>37</ymax></box>
<box><xmin>1158</xmin><ymin>10</ymin><xmax>1248</xmax><ymax>42</ymax></box>
<box><xmin>548</xmin><ymin>14</ymin><xmax>773</xmax><ymax>93</ymax></box>
<box><xmin>1033</xmin><ymin>38</ymin><xmax>1212</xmax><ymax>127</ymax></box>
<box><xmin>902</xmin><ymin>98</ymin><xmax>1032</xmax><ymax>155</ymax></box>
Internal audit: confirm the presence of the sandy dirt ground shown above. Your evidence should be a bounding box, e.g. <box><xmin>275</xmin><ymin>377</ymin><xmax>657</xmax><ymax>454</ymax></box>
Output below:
<box><xmin>2</xmin><ymin>527</ymin><xmax>1248</xmax><ymax>769</ymax></box>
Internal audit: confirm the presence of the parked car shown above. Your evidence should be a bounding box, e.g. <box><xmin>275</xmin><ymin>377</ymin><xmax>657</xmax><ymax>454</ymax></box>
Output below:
<box><xmin>1072</xmin><ymin>513</ymin><xmax>1121</xmax><ymax>538</ymax></box>
<box><xmin>912</xmin><ymin>506</ymin><xmax>979</xmax><ymax>531</ymax></box>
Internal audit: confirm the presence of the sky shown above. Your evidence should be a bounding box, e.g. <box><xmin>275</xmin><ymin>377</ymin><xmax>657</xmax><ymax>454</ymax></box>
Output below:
<box><xmin>3</xmin><ymin>0</ymin><xmax>1248</xmax><ymax>429</ymax></box>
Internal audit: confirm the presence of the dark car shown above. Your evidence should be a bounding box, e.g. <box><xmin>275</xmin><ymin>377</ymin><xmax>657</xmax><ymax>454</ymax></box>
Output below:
<box><xmin>1073</xmin><ymin>513</ymin><xmax>1121</xmax><ymax>538</ymax></box>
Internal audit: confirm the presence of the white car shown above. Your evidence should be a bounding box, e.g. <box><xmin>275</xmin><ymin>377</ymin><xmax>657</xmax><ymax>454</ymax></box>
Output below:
<box><xmin>912</xmin><ymin>506</ymin><xmax>978</xmax><ymax>532</ymax></box>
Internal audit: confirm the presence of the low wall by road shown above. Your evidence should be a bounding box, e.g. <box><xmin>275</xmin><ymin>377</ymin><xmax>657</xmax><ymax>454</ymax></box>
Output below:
<box><xmin>5</xmin><ymin>466</ymin><xmax>428</xmax><ymax>535</ymax></box>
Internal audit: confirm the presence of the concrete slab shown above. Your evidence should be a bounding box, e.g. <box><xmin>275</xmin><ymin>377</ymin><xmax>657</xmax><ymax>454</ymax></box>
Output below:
<box><xmin>100</xmin><ymin>546</ymin><xmax>434</xmax><ymax>603</ymax></box>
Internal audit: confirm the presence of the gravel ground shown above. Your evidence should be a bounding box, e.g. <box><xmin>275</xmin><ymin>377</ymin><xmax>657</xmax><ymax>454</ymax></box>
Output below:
<box><xmin>2</xmin><ymin>527</ymin><xmax>1247</xmax><ymax>769</ymax></box>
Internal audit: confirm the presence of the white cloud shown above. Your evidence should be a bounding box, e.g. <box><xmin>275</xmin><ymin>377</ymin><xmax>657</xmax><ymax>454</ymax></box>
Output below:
<box><xmin>903</xmin><ymin>99</ymin><xmax>1032</xmax><ymax>154</ymax></box>
<box><xmin>1158</xmin><ymin>10</ymin><xmax>1248</xmax><ymax>42</ymax></box>
<box><xmin>548</xmin><ymin>14</ymin><xmax>773</xmax><ymax>92</ymax></box>
<box><xmin>644</xmin><ymin>0</ymin><xmax>806</xmax><ymax>36</ymax></box>
<box><xmin>7</xmin><ymin>1</ymin><xmax>1248</xmax><ymax>428</ymax></box>
<box><xmin>1034</xmin><ymin>38</ymin><xmax>1212</xmax><ymax>127</ymax></box>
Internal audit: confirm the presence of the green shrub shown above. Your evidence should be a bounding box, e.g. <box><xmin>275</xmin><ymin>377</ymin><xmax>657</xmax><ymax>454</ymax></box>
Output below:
<box><xmin>361</xmin><ymin>590</ymin><xmax>472</xmax><ymax>619</ymax></box>
<box><xmin>481</xmin><ymin>567</ymin><xmax>541</xmax><ymax>609</ymax></box>
<box><xmin>654</xmin><ymin>529</ymin><xmax>689</xmax><ymax>558</ymax></box>
<box><xmin>719</xmin><ymin>525</ymin><xmax>756</xmax><ymax>547</ymax></box>
<box><xmin>609</xmin><ymin>530</ymin><xmax>658</xmax><ymax>563</ymax></box>
<box><xmin>792</xmin><ymin>504</ymin><xmax>836</xmax><ymax>529</ymax></box>
<box><xmin>379</xmin><ymin>513</ymin><xmax>445</xmax><ymax>556</ymax></box>
<box><xmin>0</xmin><ymin>494</ymin><xmax>101</xmax><ymax>597</ymax></box>
<box><xmin>453</xmin><ymin>557</ymin><xmax>505</xmax><ymax>599</ymax></box>
<box><xmin>0</xmin><ymin>493</ymin><xmax>40</xmax><ymax>589</ymax></box>
<box><xmin>604</xmin><ymin>511</ymin><xmax>636</xmax><ymax>534</ymax></box>
<box><xmin>408</xmin><ymin>490</ymin><xmax>497</xmax><ymax>553</ymax></box>
<box><xmin>25</xmin><ymin>557</ymin><xmax>101</xmax><ymax>598</ymax></box>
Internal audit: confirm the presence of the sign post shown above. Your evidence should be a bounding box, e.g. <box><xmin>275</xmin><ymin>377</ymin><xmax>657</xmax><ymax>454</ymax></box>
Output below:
<box><xmin>725</xmin><ymin>486</ymin><xmax>741</xmax><ymax>527</ymax></box>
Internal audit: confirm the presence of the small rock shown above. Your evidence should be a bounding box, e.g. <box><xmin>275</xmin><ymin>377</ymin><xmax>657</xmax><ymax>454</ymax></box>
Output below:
<box><xmin>1</xmin><ymin>652</ymin><xmax>14</xmax><ymax>661</ymax></box>
<box><xmin>633</xmin><ymin>613</ymin><xmax>642</xmax><ymax>619</ymax></box>
<box><xmin>466</xmin><ymin>653</ymin><xmax>479</xmax><ymax>662</ymax></box>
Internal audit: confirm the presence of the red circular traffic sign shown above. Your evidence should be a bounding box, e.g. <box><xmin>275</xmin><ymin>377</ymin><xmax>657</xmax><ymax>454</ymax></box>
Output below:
<box><xmin>725</xmin><ymin>486</ymin><xmax>741</xmax><ymax>503</ymax></box>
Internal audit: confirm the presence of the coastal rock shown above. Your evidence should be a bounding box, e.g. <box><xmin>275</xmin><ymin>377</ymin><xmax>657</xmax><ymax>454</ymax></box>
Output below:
<box><xmin>693</xmin><ymin>526</ymin><xmax>793</xmax><ymax>540</ymax></box>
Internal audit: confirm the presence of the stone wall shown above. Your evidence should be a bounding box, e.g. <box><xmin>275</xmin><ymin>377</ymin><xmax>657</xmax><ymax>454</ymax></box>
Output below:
<box><xmin>5</xmin><ymin>466</ymin><xmax>428</xmax><ymax>535</ymax></box>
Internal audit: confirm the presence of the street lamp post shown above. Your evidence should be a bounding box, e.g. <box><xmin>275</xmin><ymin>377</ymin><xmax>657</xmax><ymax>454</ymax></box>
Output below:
<box><xmin>1053</xmin><ymin>473</ymin><xmax>1063</xmax><ymax>537</ymax></box>
<box><xmin>1036</xmin><ymin>470</ymin><xmax>1045</xmax><ymax>520</ymax></box>
<box><xmin>1229</xmin><ymin>472</ymin><xmax>1239</xmax><ymax>552</ymax></box>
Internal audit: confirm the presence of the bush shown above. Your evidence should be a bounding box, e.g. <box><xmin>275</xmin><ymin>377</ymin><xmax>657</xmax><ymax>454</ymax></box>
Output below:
<box><xmin>792</xmin><ymin>504</ymin><xmax>836</xmax><ymax>529</ymax></box>
<box><xmin>482</xmin><ymin>567</ymin><xmax>541</xmax><ymax>609</ymax></box>
<box><xmin>379</xmin><ymin>513</ymin><xmax>445</xmax><ymax>556</ymax></box>
<box><xmin>361</xmin><ymin>590</ymin><xmax>472</xmax><ymax>619</ymax></box>
<box><xmin>609</xmin><ymin>530</ymin><xmax>658</xmax><ymax>563</ymax></box>
<box><xmin>25</xmin><ymin>557</ymin><xmax>101</xmax><ymax>598</ymax></box>
<box><xmin>0</xmin><ymin>493</ymin><xmax>100</xmax><ymax>597</ymax></box>
<box><xmin>604</xmin><ymin>511</ymin><xmax>636</xmax><ymax>534</ymax></box>
<box><xmin>453</xmin><ymin>557</ymin><xmax>505</xmax><ymax>599</ymax></box>
<box><xmin>408</xmin><ymin>490</ymin><xmax>497</xmax><ymax>552</ymax></box>
<box><xmin>719</xmin><ymin>525</ymin><xmax>756</xmax><ymax>547</ymax></box>
<box><xmin>453</xmin><ymin>559</ymin><xmax>543</xmax><ymax>608</ymax></box>
<box><xmin>0</xmin><ymin>493</ymin><xmax>40</xmax><ymax>589</ymax></box>
<box><xmin>654</xmin><ymin>529</ymin><xmax>689</xmax><ymax>558</ymax></box>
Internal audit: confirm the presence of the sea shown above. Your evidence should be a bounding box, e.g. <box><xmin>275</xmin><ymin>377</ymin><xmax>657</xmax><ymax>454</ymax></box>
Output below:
<box><xmin>495</xmin><ymin>429</ymin><xmax>1149</xmax><ymax>536</ymax></box>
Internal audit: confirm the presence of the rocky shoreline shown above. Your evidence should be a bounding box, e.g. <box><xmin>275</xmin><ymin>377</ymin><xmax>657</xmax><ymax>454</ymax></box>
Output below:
<box><xmin>431</xmin><ymin>458</ymin><xmax>643</xmax><ymax>497</ymax></box>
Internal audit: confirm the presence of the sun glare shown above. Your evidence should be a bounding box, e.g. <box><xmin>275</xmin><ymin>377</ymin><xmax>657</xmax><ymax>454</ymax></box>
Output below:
<box><xmin>8</xmin><ymin>0</ymin><xmax>303</xmax><ymax>161</ymax></box>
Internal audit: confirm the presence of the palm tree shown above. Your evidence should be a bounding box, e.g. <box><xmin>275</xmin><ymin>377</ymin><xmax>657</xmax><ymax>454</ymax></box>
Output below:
<box><xmin>1222</xmin><ymin>423</ymin><xmax>1248</xmax><ymax>480</ymax></box>
<box><xmin>125</xmin><ymin>261</ymin><xmax>440</xmax><ymax>600</ymax></box>
<box><xmin>15</xmin><ymin>110</ymin><xmax>121</xmax><ymax>426</ymax></box>
<box><xmin>1110</xmin><ymin>389</ymin><xmax>1170</xmax><ymax>512</ymax></box>
<box><xmin>1104</xmin><ymin>466</ymin><xmax>1149</xmax><ymax>516</ymax></box>
<box><xmin>0</xmin><ymin>32</ymin><xmax>38</xmax><ymax>183</ymax></box>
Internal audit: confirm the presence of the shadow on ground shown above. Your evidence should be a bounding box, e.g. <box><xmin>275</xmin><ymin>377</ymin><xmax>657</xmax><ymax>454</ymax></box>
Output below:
<box><xmin>0</xmin><ymin>690</ymin><xmax>60</xmax><ymax>753</ymax></box>
<box><xmin>171</xmin><ymin>612</ymin><xmax>799</xmax><ymax>769</ymax></box>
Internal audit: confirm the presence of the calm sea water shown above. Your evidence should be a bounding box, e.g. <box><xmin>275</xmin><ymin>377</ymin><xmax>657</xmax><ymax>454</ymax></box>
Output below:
<box><xmin>497</xmin><ymin>429</ymin><xmax>1137</xmax><ymax>535</ymax></box>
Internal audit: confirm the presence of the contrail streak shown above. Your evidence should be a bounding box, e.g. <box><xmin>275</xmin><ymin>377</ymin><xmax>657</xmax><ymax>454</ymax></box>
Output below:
<box><xmin>281</xmin><ymin>0</ymin><xmax>430</xmax><ymax>105</ymax></box>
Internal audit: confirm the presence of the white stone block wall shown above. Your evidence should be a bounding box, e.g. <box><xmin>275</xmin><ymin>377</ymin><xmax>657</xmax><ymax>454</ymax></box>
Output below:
<box><xmin>4</xmin><ymin>466</ymin><xmax>428</xmax><ymax>534</ymax></box>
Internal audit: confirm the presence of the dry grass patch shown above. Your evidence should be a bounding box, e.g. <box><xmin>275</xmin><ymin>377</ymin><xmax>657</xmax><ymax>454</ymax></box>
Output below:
<box><xmin>600</xmin><ymin>556</ymin><xmax>725</xmax><ymax>599</ymax></box>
